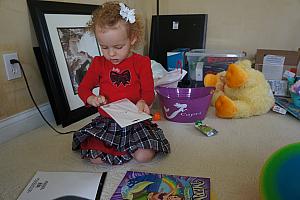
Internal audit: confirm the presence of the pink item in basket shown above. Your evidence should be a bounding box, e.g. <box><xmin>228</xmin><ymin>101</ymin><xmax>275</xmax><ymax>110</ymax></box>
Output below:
<box><xmin>155</xmin><ymin>86</ymin><xmax>214</xmax><ymax>123</ymax></box>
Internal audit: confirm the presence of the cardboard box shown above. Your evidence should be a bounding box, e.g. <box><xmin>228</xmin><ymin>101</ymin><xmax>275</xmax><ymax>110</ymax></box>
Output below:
<box><xmin>297</xmin><ymin>48</ymin><xmax>300</xmax><ymax>76</ymax></box>
<box><xmin>255</xmin><ymin>49</ymin><xmax>300</xmax><ymax>73</ymax></box>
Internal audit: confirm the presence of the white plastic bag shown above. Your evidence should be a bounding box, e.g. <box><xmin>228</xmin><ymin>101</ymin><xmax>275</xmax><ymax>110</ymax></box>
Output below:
<box><xmin>151</xmin><ymin>60</ymin><xmax>187</xmax><ymax>88</ymax></box>
<box><xmin>155</xmin><ymin>69</ymin><xmax>187</xmax><ymax>87</ymax></box>
<box><xmin>151</xmin><ymin>60</ymin><xmax>167</xmax><ymax>79</ymax></box>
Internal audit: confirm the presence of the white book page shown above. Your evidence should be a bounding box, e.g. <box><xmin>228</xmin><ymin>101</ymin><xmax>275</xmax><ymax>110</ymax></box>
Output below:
<box><xmin>101</xmin><ymin>98</ymin><xmax>152</xmax><ymax>128</ymax></box>
<box><xmin>17</xmin><ymin>171</ymin><xmax>104</xmax><ymax>200</ymax></box>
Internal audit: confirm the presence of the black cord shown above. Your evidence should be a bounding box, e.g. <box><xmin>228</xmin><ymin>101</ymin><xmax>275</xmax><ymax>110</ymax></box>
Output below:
<box><xmin>10</xmin><ymin>59</ymin><xmax>76</xmax><ymax>134</ymax></box>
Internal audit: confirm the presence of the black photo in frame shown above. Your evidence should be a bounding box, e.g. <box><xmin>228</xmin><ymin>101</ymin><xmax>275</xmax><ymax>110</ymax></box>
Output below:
<box><xmin>27</xmin><ymin>0</ymin><xmax>100</xmax><ymax>127</ymax></box>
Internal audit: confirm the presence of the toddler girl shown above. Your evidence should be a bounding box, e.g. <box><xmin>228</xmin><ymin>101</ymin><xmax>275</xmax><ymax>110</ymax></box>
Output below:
<box><xmin>72</xmin><ymin>1</ymin><xmax>170</xmax><ymax>165</ymax></box>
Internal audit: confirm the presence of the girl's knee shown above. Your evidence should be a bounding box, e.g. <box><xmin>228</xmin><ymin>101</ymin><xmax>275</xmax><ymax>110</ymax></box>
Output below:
<box><xmin>132</xmin><ymin>149</ymin><xmax>155</xmax><ymax>163</ymax></box>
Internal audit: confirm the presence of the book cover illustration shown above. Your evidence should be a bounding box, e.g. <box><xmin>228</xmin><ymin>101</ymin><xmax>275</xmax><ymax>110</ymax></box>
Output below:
<box><xmin>110</xmin><ymin>171</ymin><xmax>210</xmax><ymax>200</ymax></box>
<box><xmin>275</xmin><ymin>96</ymin><xmax>300</xmax><ymax>120</ymax></box>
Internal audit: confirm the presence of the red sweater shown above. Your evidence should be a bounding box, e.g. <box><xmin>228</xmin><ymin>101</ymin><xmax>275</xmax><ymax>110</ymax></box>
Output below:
<box><xmin>78</xmin><ymin>53</ymin><xmax>155</xmax><ymax>117</ymax></box>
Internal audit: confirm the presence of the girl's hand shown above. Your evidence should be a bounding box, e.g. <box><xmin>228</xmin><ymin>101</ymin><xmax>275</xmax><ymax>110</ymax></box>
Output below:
<box><xmin>136</xmin><ymin>99</ymin><xmax>150</xmax><ymax>114</ymax></box>
<box><xmin>87</xmin><ymin>95</ymin><xmax>107</xmax><ymax>107</ymax></box>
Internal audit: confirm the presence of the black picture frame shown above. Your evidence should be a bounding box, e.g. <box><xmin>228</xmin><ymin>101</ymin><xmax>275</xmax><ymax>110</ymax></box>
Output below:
<box><xmin>27</xmin><ymin>0</ymin><xmax>100</xmax><ymax>127</ymax></box>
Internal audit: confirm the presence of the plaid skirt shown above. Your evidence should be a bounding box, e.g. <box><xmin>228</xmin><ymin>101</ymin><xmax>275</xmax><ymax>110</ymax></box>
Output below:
<box><xmin>72</xmin><ymin>116</ymin><xmax>170</xmax><ymax>165</ymax></box>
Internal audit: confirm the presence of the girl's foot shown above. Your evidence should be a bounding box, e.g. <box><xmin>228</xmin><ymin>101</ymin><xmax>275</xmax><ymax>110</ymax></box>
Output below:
<box><xmin>132</xmin><ymin>149</ymin><xmax>155</xmax><ymax>163</ymax></box>
<box><xmin>90</xmin><ymin>157</ymin><xmax>104</xmax><ymax>164</ymax></box>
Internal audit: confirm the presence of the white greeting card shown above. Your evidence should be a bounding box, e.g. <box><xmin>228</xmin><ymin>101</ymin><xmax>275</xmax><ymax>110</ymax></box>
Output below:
<box><xmin>101</xmin><ymin>98</ymin><xmax>152</xmax><ymax>128</ymax></box>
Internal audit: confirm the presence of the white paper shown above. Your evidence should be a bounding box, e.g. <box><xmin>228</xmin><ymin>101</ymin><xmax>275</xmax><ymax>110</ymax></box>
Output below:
<box><xmin>262</xmin><ymin>55</ymin><xmax>285</xmax><ymax>80</ymax></box>
<box><xmin>17</xmin><ymin>171</ymin><xmax>104</xmax><ymax>200</ymax></box>
<box><xmin>101</xmin><ymin>98</ymin><xmax>152</xmax><ymax>128</ymax></box>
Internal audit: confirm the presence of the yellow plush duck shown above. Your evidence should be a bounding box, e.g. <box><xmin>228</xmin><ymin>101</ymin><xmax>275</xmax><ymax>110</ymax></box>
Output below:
<box><xmin>204</xmin><ymin>60</ymin><xmax>275</xmax><ymax>118</ymax></box>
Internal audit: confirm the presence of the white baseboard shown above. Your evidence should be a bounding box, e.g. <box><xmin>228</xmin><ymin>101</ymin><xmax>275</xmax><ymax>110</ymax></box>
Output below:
<box><xmin>0</xmin><ymin>103</ymin><xmax>55</xmax><ymax>144</ymax></box>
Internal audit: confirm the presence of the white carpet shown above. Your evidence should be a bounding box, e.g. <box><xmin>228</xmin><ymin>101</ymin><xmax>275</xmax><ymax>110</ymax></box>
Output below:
<box><xmin>0</xmin><ymin>108</ymin><xmax>299</xmax><ymax>200</ymax></box>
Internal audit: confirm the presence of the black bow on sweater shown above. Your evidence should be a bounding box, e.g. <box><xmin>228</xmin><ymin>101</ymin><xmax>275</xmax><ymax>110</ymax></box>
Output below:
<box><xmin>110</xmin><ymin>70</ymin><xmax>131</xmax><ymax>86</ymax></box>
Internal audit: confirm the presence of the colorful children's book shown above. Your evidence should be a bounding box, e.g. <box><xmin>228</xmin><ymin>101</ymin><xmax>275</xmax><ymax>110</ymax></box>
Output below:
<box><xmin>275</xmin><ymin>96</ymin><xmax>300</xmax><ymax>120</ymax></box>
<box><xmin>110</xmin><ymin>171</ymin><xmax>210</xmax><ymax>200</ymax></box>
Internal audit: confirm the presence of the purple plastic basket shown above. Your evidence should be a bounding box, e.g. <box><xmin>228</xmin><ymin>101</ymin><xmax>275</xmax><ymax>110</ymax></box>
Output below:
<box><xmin>155</xmin><ymin>86</ymin><xmax>214</xmax><ymax>123</ymax></box>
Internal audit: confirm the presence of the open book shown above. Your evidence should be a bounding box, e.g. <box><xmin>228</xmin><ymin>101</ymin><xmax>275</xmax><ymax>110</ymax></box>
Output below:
<box><xmin>101</xmin><ymin>98</ymin><xmax>152</xmax><ymax>128</ymax></box>
<box><xmin>275</xmin><ymin>96</ymin><xmax>300</xmax><ymax>120</ymax></box>
<box><xmin>110</xmin><ymin>171</ymin><xmax>210</xmax><ymax>200</ymax></box>
<box><xmin>17</xmin><ymin>171</ymin><xmax>107</xmax><ymax>200</ymax></box>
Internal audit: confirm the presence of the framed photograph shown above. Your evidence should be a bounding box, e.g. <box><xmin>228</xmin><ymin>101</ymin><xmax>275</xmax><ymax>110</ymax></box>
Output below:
<box><xmin>27</xmin><ymin>0</ymin><xmax>101</xmax><ymax>127</ymax></box>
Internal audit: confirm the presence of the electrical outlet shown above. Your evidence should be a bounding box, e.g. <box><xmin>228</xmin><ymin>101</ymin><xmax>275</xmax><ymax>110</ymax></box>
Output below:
<box><xmin>2</xmin><ymin>52</ymin><xmax>22</xmax><ymax>80</ymax></box>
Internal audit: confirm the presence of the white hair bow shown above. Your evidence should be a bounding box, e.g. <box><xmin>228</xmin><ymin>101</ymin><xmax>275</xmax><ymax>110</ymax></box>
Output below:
<box><xmin>119</xmin><ymin>3</ymin><xmax>136</xmax><ymax>24</ymax></box>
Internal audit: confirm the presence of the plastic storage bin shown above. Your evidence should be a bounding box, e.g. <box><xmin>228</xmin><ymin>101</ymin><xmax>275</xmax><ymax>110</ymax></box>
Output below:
<box><xmin>186</xmin><ymin>49</ymin><xmax>245</xmax><ymax>83</ymax></box>
<box><xmin>155</xmin><ymin>86</ymin><xmax>214</xmax><ymax>123</ymax></box>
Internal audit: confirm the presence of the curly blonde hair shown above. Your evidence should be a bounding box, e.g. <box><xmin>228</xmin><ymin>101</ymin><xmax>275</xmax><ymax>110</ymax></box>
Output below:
<box><xmin>87</xmin><ymin>1</ymin><xmax>143</xmax><ymax>49</ymax></box>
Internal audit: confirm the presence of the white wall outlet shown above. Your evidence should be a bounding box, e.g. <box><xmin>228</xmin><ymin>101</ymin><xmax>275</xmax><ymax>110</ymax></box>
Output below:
<box><xmin>2</xmin><ymin>52</ymin><xmax>22</xmax><ymax>80</ymax></box>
